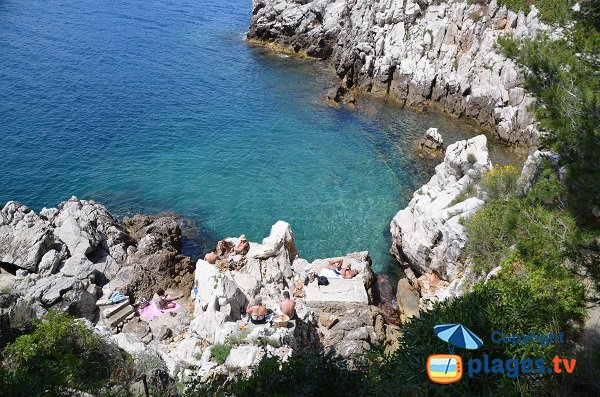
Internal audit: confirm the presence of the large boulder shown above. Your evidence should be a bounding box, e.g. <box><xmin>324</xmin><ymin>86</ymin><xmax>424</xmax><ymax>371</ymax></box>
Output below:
<box><xmin>0</xmin><ymin>202</ymin><xmax>55</xmax><ymax>272</ymax></box>
<box><xmin>190</xmin><ymin>260</ymin><xmax>247</xmax><ymax>343</ymax></box>
<box><xmin>224</xmin><ymin>345</ymin><xmax>264</xmax><ymax>370</ymax></box>
<box><xmin>418</xmin><ymin>127</ymin><xmax>444</xmax><ymax>156</ymax></box>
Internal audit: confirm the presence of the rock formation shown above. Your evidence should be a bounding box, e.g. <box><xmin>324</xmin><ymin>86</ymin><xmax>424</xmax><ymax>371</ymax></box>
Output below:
<box><xmin>0</xmin><ymin>197</ymin><xmax>194</xmax><ymax>324</ymax></box>
<box><xmin>418</xmin><ymin>127</ymin><xmax>444</xmax><ymax>157</ymax></box>
<box><xmin>0</xmin><ymin>198</ymin><xmax>396</xmax><ymax>386</ymax></box>
<box><xmin>249</xmin><ymin>0</ymin><xmax>549</xmax><ymax>146</ymax></box>
<box><xmin>390</xmin><ymin>135</ymin><xmax>492</xmax><ymax>308</ymax></box>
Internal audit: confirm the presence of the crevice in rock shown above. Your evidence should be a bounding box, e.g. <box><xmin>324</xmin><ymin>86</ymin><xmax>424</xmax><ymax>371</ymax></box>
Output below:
<box><xmin>427</xmin><ymin>74</ymin><xmax>438</xmax><ymax>100</ymax></box>
<box><xmin>0</xmin><ymin>261</ymin><xmax>19</xmax><ymax>276</ymax></box>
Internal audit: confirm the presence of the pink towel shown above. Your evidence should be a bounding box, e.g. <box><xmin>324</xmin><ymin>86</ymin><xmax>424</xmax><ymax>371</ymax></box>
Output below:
<box><xmin>140</xmin><ymin>301</ymin><xmax>180</xmax><ymax>322</ymax></box>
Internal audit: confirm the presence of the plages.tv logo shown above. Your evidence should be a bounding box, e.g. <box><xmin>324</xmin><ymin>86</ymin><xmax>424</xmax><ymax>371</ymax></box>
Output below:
<box><xmin>427</xmin><ymin>323</ymin><xmax>483</xmax><ymax>384</ymax></box>
<box><xmin>427</xmin><ymin>324</ymin><xmax>577</xmax><ymax>384</ymax></box>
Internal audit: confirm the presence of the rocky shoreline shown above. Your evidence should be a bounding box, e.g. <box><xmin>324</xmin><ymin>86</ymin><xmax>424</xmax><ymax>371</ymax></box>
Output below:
<box><xmin>248</xmin><ymin>0</ymin><xmax>553</xmax><ymax>147</ymax></box>
<box><xmin>0</xmin><ymin>197</ymin><xmax>400</xmax><ymax>389</ymax></box>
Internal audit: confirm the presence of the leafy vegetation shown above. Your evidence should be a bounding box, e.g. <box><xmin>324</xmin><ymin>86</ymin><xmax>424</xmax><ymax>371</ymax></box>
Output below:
<box><xmin>0</xmin><ymin>311</ymin><xmax>126</xmax><ymax>397</ymax></box>
<box><xmin>498</xmin><ymin>1</ymin><xmax>600</xmax><ymax>218</ymax></box>
<box><xmin>211</xmin><ymin>343</ymin><xmax>232</xmax><ymax>365</ymax></box>
<box><xmin>497</xmin><ymin>0</ymin><xmax>576</xmax><ymax>24</ymax></box>
<box><xmin>184</xmin><ymin>350</ymin><xmax>363</xmax><ymax>397</ymax></box>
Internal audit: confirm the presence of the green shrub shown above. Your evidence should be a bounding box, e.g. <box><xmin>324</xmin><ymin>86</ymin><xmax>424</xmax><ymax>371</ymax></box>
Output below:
<box><xmin>497</xmin><ymin>0</ymin><xmax>576</xmax><ymax>24</ymax></box>
<box><xmin>368</xmin><ymin>278</ymin><xmax>580</xmax><ymax>397</ymax></box>
<box><xmin>187</xmin><ymin>350</ymin><xmax>363</xmax><ymax>397</ymax></box>
<box><xmin>482</xmin><ymin>165</ymin><xmax>520</xmax><ymax>201</ymax></box>
<box><xmin>466</xmin><ymin>152</ymin><xmax>477</xmax><ymax>164</ymax></box>
<box><xmin>135</xmin><ymin>351</ymin><xmax>167</xmax><ymax>377</ymax></box>
<box><xmin>465</xmin><ymin>198</ymin><xmax>519</xmax><ymax>271</ymax></box>
<box><xmin>450</xmin><ymin>179</ymin><xmax>479</xmax><ymax>206</ymax></box>
<box><xmin>470</xmin><ymin>11</ymin><xmax>482</xmax><ymax>22</ymax></box>
<box><xmin>498</xmin><ymin>21</ymin><xmax>600</xmax><ymax>218</ymax></box>
<box><xmin>211</xmin><ymin>343</ymin><xmax>231</xmax><ymax>365</ymax></box>
<box><xmin>0</xmin><ymin>311</ymin><xmax>123</xmax><ymax>396</ymax></box>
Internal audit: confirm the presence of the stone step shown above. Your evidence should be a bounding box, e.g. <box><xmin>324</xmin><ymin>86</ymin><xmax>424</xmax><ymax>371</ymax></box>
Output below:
<box><xmin>108</xmin><ymin>305</ymin><xmax>135</xmax><ymax>328</ymax></box>
<box><xmin>103</xmin><ymin>300</ymin><xmax>129</xmax><ymax>318</ymax></box>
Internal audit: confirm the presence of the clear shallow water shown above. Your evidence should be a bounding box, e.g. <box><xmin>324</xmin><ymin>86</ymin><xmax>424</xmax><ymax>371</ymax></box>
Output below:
<box><xmin>0</xmin><ymin>0</ymin><xmax>515</xmax><ymax>277</ymax></box>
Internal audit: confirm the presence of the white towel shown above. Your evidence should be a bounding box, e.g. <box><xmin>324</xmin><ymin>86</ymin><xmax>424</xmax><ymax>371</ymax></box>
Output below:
<box><xmin>319</xmin><ymin>268</ymin><xmax>342</xmax><ymax>279</ymax></box>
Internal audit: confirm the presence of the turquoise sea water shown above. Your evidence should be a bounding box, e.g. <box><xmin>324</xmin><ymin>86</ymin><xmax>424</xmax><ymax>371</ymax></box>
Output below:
<box><xmin>0</xmin><ymin>0</ymin><xmax>513</xmax><ymax>277</ymax></box>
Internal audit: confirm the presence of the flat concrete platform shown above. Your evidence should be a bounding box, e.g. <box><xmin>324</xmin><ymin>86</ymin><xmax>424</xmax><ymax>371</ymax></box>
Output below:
<box><xmin>304</xmin><ymin>276</ymin><xmax>369</xmax><ymax>305</ymax></box>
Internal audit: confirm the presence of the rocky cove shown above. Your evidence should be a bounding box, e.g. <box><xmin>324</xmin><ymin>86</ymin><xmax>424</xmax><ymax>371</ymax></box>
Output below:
<box><xmin>0</xmin><ymin>130</ymin><xmax>547</xmax><ymax>390</ymax></box>
<box><xmin>2</xmin><ymin>0</ymin><xmax>592</xmax><ymax>394</ymax></box>
<box><xmin>249</xmin><ymin>0</ymin><xmax>551</xmax><ymax>147</ymax></box>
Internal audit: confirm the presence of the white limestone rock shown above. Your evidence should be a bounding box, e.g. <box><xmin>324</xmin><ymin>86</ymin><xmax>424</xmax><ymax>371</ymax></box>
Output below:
<box><xmin>249</xmin><ymin>0</ymin><xmax>552</xmax><ymax>146</ymax></box>
<box><xmin>224</xmin><ymin>345</ymin><xmax>264</xmax><ymax>370</ymax></box>
<box><xmin>190</xmin><ymin>260</ymin><xmax>247</xmax><ymax>343</ymax></box>
<box><xmin>0</xmin><ymin>202</ymin><xmax>55</xmax><ymax>272</ymax></box>
<box><xmin>390</xmin><ymin>135</ymin><xmax>492</xmax><ymax>305</ymax></box>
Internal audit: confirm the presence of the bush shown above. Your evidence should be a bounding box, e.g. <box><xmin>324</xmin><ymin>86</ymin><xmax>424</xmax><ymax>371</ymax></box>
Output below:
<box><xmin>225</xmin><ymin>331</ymin><xmax>248</xmax><ymax>346</ymax></box>
<box><xmin>135</xmin><ymin>351</ymin><xmax>167</xmax><ymax>377</ymax></box>
<box><xmin>187</xmin><ymin>350</ymin><xmax>363</xmax><ymax>397</ymax></box>
<box><xmin>497</xmin><ymin>0</ymin><xmax>576</xmax><ymax>24</ymax></box>
<box><xmin>482</xmin><ymin>165</ymin><xmax>520</xmax><ymax>201</ymax></box>
<box><xmin>0</xmin><ymin>311</ymin><xmax>124</xmax><ymax>396</ymax></box>
<box><xmin>465</xmin><ymin>198</ymin><xmax>519</xmax><ymax>271</ymax></box>
<box><xmin>211</xmin><ymin>343</ymin><xmax>231</xmax><ymax>365</ymax></box>
<box><xmin>498</xmin><ymin>17</ymin><xmax>600</xmax><ymax>218</ymax></box>
<box><xmin>367</xmin><ymin>278</ymin><xmax>580</xmax><ymax>397</ymax></box>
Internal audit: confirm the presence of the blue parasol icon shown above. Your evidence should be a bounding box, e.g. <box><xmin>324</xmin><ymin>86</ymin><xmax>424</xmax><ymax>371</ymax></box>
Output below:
<box><xmin>434</xmin><ymin>323</ymin><xmax>483</xmax><ymax>352</ymax></box>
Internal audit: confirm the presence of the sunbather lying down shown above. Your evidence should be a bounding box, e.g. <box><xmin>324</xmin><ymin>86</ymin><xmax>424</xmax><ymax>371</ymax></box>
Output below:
<box><xmin>155</xmin><ymin>289</ymin><xmax>183</xmax><ymax>310</ymax></box>
<box><xmin>341</xmin><ymin>263</ymin><xmax>358</xmax><ymax>279</ymax></box>
<box><xmin>327</xmin><ymin>257</ymin><xmax>344</xmax><ymax>273</ymax></box>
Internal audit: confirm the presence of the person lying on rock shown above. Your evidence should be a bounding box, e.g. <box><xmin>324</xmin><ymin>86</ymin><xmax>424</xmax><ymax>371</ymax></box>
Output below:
<box><xmin>233</xmin><ymin>234</ymin><xmax>250</xmax><ymax>255</ymax></box>
<box><xmin>246</xmin><ymin>297</ymin><xmax>268</xmax><ymax>324</ymax></box>
<box><xmin>340</xmin><ymin>263</ymin><xmax>358</xmax><ymax>279</ymax></box>
<box><xmin>155</xmin><ymin>289</ymin><xmax>183</xmax><ymax>310</ymax></box>
<box><xmin>280</xmin><ymin>291</ymin><xmax>296</xmax><ymax>320</ymax></box>
<box><xmin>204</xmin><ymin>249</ymin><xmax>218</xmax><ymax>264</ymax></box>
<box><xmin>327</xmin><ymin>257</ymin><xmax>345</xmax><ymax>274</ymax></box>
<box><xmin>216</xmin><ymin>239</ymin><xmax>233</xmax><ymax>257</ymax></box>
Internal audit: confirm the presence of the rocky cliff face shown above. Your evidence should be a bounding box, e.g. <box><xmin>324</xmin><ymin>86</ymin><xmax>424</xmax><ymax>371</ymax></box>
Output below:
<box><xmin>391</xmin><ymin>135</ymin><xmax>492</xmax><ymax>308</ymax></box>
<box><xmin>249</xmin><ymin>0</ymin><xmax>549</xmax><ymax>146</ymax></box>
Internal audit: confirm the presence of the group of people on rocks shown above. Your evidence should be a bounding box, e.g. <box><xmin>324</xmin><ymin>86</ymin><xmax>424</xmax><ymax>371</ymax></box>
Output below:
<box><xmin>203</xmin><ymin>234</ymin><xmax>250</xmax><ymax>266</ymax></box>
<box><xmin>246</xmin><ymin>291</ymin><xmax>296</xmax><ymax>325</ymax></box>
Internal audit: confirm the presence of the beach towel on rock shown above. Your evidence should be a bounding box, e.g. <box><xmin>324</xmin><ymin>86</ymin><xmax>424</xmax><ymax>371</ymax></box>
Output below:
<box><xmin>140</xmin><ymin>301</ymin><xmax>180</xmax><ymax>322</ymax></box>
<box><xmin>319</xmin><ymin>268</ymin><xmax>342</xmax><ymax>279</ymax></box>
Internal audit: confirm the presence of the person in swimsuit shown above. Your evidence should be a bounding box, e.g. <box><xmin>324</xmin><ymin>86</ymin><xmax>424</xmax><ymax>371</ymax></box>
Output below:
<box><xmin>155</xmin><ymin>289</ymin><xmax>183</xmax><ymax>310</ymax></box>
<box><xmin>204</xmin><ymin>249</ymin><xmax>218</xmax><ymax>264</ymax></box>
<box><xmin>279</xmin><ymin>291</ymin><xmax>296</xmax><ymax>319</ymax></box>
<box><xmin>246</xmin><ymin>297</ymin><xmax>268</xmax><ymax>324</ymax></box>
<box><xmin>341</xmin><ymin>263</ymin><xmax>358</xmax><ymax>279</ymax></box>
<box><xmin>234</xmin><ymin>234</ymin><xmax>250</xmax><ymax>255</ymax></box>
<box><xmin>327</xmin><ymin>257</ymin><xmax>344</xmax><ymax>275</ymax></box>
<box><xmin>217</xmin><ymin>240</ymin><xmax>233</xmax><ymax>257</ymax></box>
